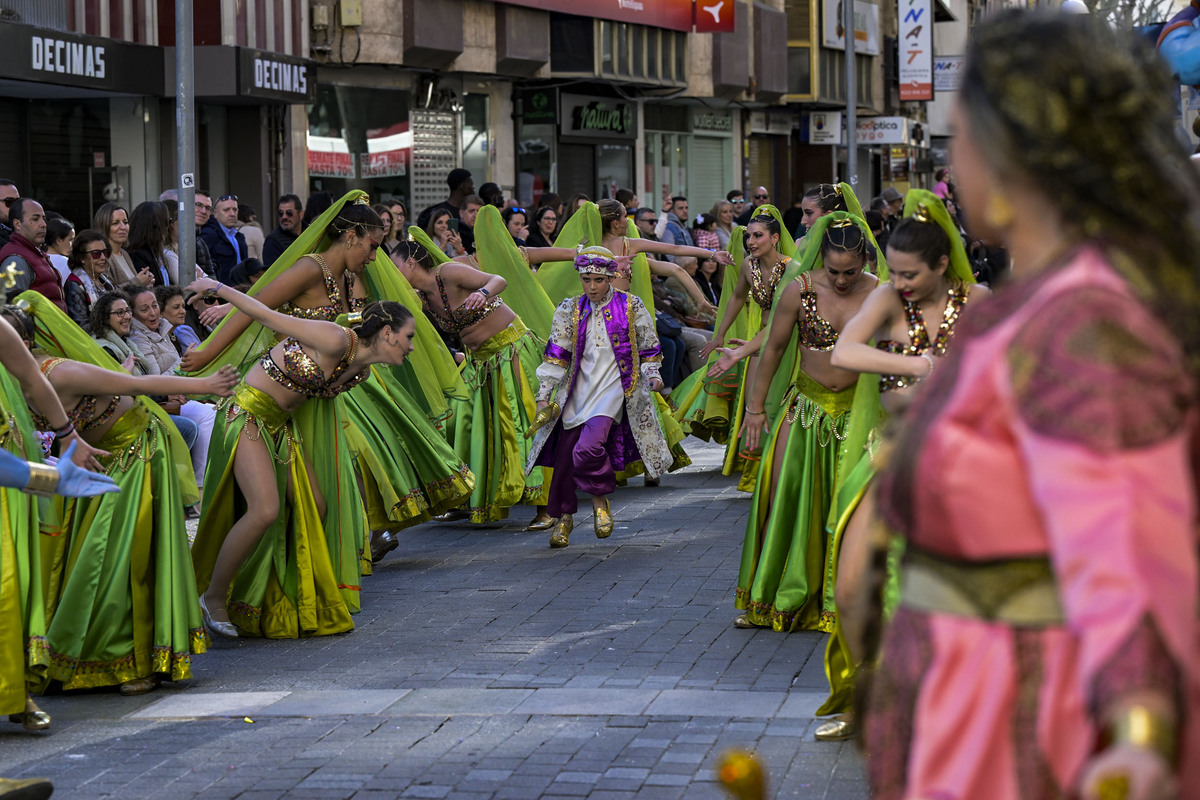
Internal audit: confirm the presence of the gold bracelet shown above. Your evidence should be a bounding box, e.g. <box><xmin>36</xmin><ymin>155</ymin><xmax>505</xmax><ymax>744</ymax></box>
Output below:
<box><xmin>24</xmin><ymin>462</ymin><xmax>60</xmax><ymax>497</ymax></box>
<box><xmin>1109</xmin><ymin>705</ymin><xmax>1177</xmax><ymax>762</ymax></box>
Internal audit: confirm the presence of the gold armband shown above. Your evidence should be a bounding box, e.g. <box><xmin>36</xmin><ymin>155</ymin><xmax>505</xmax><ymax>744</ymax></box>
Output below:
<box><xmin>1109</xmin><ymin>705</ymin><xmax>1177</xmax><ymax>763</ymax></box>
<box><xmin>24</xmin><ymin>462</ymin><xmax>60</xmax><ymax>497</ymax></box>
<box><xmin>518</xmin><ymin>246</ymin><xmax>531</xmax><ymax>267</ymax></box>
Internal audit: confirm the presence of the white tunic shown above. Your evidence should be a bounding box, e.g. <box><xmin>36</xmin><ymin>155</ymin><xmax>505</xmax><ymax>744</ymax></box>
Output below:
<box><xmin>536</xmin><ymin>292</ymin><xmax>625</xmax><ymax>429</ymax></box>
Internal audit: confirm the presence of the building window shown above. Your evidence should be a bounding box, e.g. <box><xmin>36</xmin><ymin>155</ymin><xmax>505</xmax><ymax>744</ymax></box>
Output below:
<box><xmin>788</xmin><ymin>46</ymin><xmax>812</xmax><ymax>97</ymax></box>
<box><xmin>550</xmin><ymin>14</ymin><xmax>595</xmax><ymax>73</ymax></box>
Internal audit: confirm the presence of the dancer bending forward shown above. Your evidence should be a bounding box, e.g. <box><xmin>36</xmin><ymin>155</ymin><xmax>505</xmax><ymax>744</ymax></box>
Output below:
<box><xmin>189</xmin><ymin>277</ymin><xmax>416</xmax><ymax>638</ymax></box>
<box><xmin>526</xmin><ymin>247</ymin><xmax>672</xmax><ymax>547</ymax></box>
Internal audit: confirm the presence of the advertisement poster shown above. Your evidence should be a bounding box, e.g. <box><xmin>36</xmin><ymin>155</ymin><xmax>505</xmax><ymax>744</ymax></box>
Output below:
<box><xmin>899</xmin><ymin>0</ymin><xmax>933</xmax><ymax>101</ymax></box>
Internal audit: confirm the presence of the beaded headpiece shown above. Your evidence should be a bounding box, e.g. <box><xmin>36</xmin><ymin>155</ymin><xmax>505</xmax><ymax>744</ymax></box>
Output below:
<box><xmin>574</xmin><ymin>245</ymin><xmax>619</xmax><ymax>278</ymax></box>
<box><xmin>825</xmin><ymin>218</ymin><xmax>867</xmax><ymax>254</ymax></box>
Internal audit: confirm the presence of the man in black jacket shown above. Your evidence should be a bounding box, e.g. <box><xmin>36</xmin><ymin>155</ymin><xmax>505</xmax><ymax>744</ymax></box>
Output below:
<box><xmin>198</xmin><ymin>192</ymin><xmax>247</xmax><ymax>282</ymax></box>
<box><xmin>263</xmin><ymin>193</ymin><xmax>303</xmax><ymax>267</ymax></box>
<box><xmin>0</xmin><ymin>179</ymin><xmax>19</xmax><ymax>250</ymax></box>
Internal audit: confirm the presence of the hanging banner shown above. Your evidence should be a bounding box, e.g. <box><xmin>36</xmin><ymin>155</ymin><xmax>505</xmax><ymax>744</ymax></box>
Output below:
<box><xmin>898</xmin><ymin>0</ymin><xmax>933</xmax><ymax>101</ymax></box>
<box><xmin>821</xmin><ymin>0</ymin><xmax>881</xmax><ymax>57</ymax></box>
<box><xmin>933</xmin><ymin>55</ymin><xmax>964</xmax><ymax>92</ymax></box>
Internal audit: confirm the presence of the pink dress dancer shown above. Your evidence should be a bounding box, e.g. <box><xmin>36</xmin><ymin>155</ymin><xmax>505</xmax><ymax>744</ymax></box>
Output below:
<box><xmin>864</xmin><ymin>246</ymin><xmax>1200</xmax><ymax>798</ymax></box>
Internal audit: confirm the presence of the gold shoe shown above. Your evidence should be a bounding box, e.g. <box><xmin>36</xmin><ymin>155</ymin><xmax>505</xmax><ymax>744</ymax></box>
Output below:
<box><xmin>0</xmin><ymin>777</ymin><xmax>54</xmax><ymax>800</ymax></box>
<box><xmin>549</xmin><ymin>514</ymin><xmax>574</xmax><ymax>548</ymax></box>
<box><xmin>7</xmin><ymin>698</ymin><xmax>49</xmax><ymax>732</ymax></box>
<box><xmin>814</xmin><ymin>714</ymin><xmax>858</xmax><ymax>742</ymax></box>
<box><xmin>526</xmin><ymin>512</ymin><xmax>556</xmax><ymax>531</ymax></box>
<box><xmin>733</xmin><ymin>614</ymin><xmax>762</xmax><ymax>629</ymax></box>
<box><xmin>593</xmin><ymin>497</ymin><xmax>613</xmax><ymax>539</ymax></box>
<box><xmin>119</xmin><ymin>676</ymin><xmax>159</xmax><ymax>696</ymax></box>
<box><xmin>433</xmin><ymin>508</ymin><xmax>469</xmax><ymax>522</ymax></box>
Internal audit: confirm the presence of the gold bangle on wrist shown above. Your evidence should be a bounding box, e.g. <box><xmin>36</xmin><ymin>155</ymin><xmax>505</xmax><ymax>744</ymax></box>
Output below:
<box><xmin>1109</xmin><ymin>705</ymin><xmax>1178</xmax><ymax>762</ymax></box>
<box><xmin>24</xmin><ymin>462</ymin><xmax>60</xmax><ymax>497</ymax></box>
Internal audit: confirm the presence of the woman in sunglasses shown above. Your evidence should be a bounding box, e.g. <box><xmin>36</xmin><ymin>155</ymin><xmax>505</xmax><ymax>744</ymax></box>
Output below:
<box><xmin>63</xmin><ymin>231</ymin><xmax>117</xmax><ymax>330</ymax></box>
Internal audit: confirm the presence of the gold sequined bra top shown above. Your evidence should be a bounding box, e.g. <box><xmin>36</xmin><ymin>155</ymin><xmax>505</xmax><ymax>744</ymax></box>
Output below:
<box><xmin>749</xmin><ymin>256</ymin><xmax>791</xmax><ymax>312</ymax></box>
<box><xmin>260</xmin><ymin>329</ymin><xmax>367</xmax><ymax>400</ymax></box>
<box><xmin>281</xmin><ymin>254</ymin><xmax>355</xmax><ymax>321</ymax></box>
<box><xmin>797</xmin><ymin>272</ymin><xmax>839</xmax><ymax>352</ymax></box>
<box><xmin>30</xmin><ymin>357</ymin><xmax>121</xmax><ymax>432</ymax></box>
<box><xmin>420</xmin><ymin>265</ymin><xmax>503</xmax><ymax>334</ymax></box>
<box><xmin>876</xmin><ymin>285</ymin><xmax>969</xmax><ymax>393</ymax></box>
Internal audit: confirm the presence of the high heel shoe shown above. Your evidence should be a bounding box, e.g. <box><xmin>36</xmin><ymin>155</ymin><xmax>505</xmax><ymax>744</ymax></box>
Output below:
<box><xmin>593</xmin><ymin>497</ymin><xmax>613</xmax><ymax>539</ymax></box>
<box><xmin>7</xmin><ymin>698</ymin><xmax>49</xmax><ymax>731</ymax></box>
<box><xmin>199</xmin><ymin>595</ymin><xmax>238</xmax><ymax>638</ymax></box>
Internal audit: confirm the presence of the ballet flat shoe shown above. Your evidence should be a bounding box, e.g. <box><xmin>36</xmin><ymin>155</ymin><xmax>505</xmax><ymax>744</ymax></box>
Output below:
<box><xmin>593</xmin><ymin>498</ymin><xmax>613</xmax><ymax>539</ymax></box>
<box><xmin>0</xmin><ymin>777</ymin><xmax>54</xmax><ymax>800</ymax></box>
<box><xmin>370</xmin><ymin>531</ymin><xmax>399</xmax><ymax>563</ymax></box>
<box><xmin>733</xmin><ymin>614</ymin><xmax>763</xmax><ymax>629</ymax></box>
<box><xmin>199</xmin><ymin>595</ymin><xmax>238</xmax><ymax>638</ymax></box>
<box><xmin>526</xmin><ymin>513</ymin><xmax>556</xmax><ymax>531</ymax></box>
<box><xmin>118</xmin><ymin>676</ymin><xmax>158</xmax><ymax>696</ymax></box>
<box><xmin>549</xmin><ymin>515</ymin><xmax>574</xmax><ymax>548</ymax></box>
<box><xmin>7</xmin><ymin>707</ymin><xmax>50</xmax><ymax>732</ymax></box>
<box><xmin>814</xmin><ymin>714</ymin><xmax>858</xmax><ymax>742</ymax></box>
<box><xmin>433</xmin><ymin>508</ymin><xmax>469</xmax><ymax>522</ymax></box>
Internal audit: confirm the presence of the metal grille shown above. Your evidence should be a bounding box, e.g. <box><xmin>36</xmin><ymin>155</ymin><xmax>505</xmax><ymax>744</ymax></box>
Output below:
<box><xmin>0</xmin><ymin>0</ymin><xmax>67</xmax><ymax>29</ymax></box>
<box><xmin>409</xmin><ymin>109</ymin><xmax>460</xmax><ymax>214</ymax></box>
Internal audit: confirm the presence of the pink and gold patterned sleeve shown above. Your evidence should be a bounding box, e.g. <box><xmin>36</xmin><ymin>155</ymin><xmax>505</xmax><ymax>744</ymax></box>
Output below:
<box><xmin>1006</xmin><ymin>286</ymin><xmax>1196</xmax><ymax>715</ymax></box>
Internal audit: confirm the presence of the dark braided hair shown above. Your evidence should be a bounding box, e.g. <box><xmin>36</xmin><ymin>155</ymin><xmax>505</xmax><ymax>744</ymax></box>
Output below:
<box><xmin>324</xmin><ymin>203</ymin><xmax>384</xmax><ymax>243</ymax></box>
<box><xmin>804</xmin><ymin>184</ymin><xmax>848</xmax><ymax>214</ymax></box>
<box><xmin>961</xmin><ymin>9</ymin><xmax>1200</xmax><ymax>369</ymax></box>
<box><xmin>1</xmin><ymin>305</ymin><xmax>35</xmax><ymax>344</ymax></box>
<box><xmin>353</xmin><ymin>301</ymin><xmax>413</xmax><ymax>343</ymax></box>
<box><xmin>392</xmin><ymin>240</ymin><xmax>437</xmax><ymax>271</ymax></box>
<box><xmin>820</xmin><ymin>220</ymin><xmax>868</xmax><ymax>260</ymax></box>
<box><xmin>887</xmin><ymin>216</ymin><xmax>950</xmax><ymax>270</ymax></box>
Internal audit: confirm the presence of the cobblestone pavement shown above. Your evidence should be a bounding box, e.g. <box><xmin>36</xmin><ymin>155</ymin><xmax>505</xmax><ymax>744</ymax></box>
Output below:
<box><xmin>0</xmin><ymin>440</ymin><xmax>867</xmax><ymax>799</ymax></box>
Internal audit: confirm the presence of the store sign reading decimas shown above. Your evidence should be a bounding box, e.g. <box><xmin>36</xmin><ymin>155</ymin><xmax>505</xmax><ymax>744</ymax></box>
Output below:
<box><xmin>898</xmin><ymin>0</ymin><xmax>933</xmax><ymax>101</ymax></box>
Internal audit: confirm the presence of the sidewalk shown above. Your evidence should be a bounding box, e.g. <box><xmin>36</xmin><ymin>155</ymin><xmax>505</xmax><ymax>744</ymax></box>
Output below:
<box><xmin>0</xmin><ymin>440</ymin><xmax>867</xmax><ymax>799</ymax></box>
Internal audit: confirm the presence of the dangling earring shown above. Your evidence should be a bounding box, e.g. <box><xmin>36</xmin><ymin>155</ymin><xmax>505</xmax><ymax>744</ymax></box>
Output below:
<box><xmin>983</xmin><ymin>192</ymin><xmax>1014</xmax><ymax>230</ymax></box>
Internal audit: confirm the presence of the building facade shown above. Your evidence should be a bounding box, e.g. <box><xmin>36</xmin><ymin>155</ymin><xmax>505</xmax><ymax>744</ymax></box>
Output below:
<box><xmin>0</xmin><ymin>0</ymin><xmax>313</xmax><ymax>228</ymax></box>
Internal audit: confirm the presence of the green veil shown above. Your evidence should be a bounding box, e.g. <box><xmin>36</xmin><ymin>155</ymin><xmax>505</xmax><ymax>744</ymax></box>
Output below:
<box><xmin>903</xmin><ymin>189</ymin><xmax>976</xmax><ymax>284</ymax></box>
<box><xmin>758</xmin><ymin>210</ymin><xmax>886</xmax><ymax>432</ymax></box>
<box><xmin>534</xmin><ymin>203</ymin><xmax>653</xmax><ymax>310</ymax></box>
<box><xmin>188</xmin><ymin>190</ymin><xmax>466</xmax><ymax>418</ymax></box>
<box><xmin>467</xmin><ymin>206</ymin><xmax>555</xmax><ymax>339</ymax></box>
<box><xmin>827</xmin><ymin>189</ymin><xmax>975</xmax><ymax>530</ymax></box>
<box><xmin>15</xmin><ymin>291</ymin><xmax>200</xmax><ymax>506</ymax></box>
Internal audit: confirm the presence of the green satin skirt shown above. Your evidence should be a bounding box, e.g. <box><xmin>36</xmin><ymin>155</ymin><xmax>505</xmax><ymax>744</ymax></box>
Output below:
<box><xmin>0</xmin><ymin>377</ymin><xmax>49</xmax><ymax>714</ymax></box>
<box><xmin>674</xmin><ymin>357</ymin><xmax>756</xmax><ymax>491</ymax></box>
<box><xmin>448</xmin><ymin>320</ymin><xmax>549</xmax><ymax>522</ymax></box>
<box><xmin>736</xmin><ymin>370</ymin><xmax>854</xmax><ymax>633</ymax></box>
<box><xmin>342</xmin><ymin>367</ymin><xmax>474</xmax><ymax>536</ymax></box>
<box><xmin>40</xmin><ymin>403</ymin><xmax>207</xmax><ymax>690</ymax></box>
<box><xmin>194</xmin><ymin>384</ymin><xmax>353</xmax><ymax>638</ymax></box>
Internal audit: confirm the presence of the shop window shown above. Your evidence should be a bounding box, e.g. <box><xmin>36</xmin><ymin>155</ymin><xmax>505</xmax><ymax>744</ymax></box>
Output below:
<box><xmin>307</xmin><ymin>83</ymin><xmax>413</xmax><ymax>204</ymax></box>
<box><xmin>788</xmin><ymin>47</ymin><xmax>812</xmax><ymax>96</ymax></box>
<box><xmin>461</xmin><ymin>94</ymin><xmax>489</xmax><ymax>187</ymax></box>
<box><xmin>550</xmin><ymin>14</ymin><xmax>595</xmax><ymax>73</ymax></box>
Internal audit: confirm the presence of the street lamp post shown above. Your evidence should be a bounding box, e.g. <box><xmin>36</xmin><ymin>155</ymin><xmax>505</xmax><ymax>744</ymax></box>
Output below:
<box><xmin>844</xmin><ymin>0</ymin><xmax>857</xmax><ymax>187</ymax></box>
<box><xmin>176</xmin><ymin>0</ymin><xmax>196</xmax><ymax>286</ymax></box>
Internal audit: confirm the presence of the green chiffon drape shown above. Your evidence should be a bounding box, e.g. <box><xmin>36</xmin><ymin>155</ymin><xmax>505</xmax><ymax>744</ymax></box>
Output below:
<box><xmin>40</xmin><ymin>404</ymin><xmax>207</xmax><ymax>689</ymax></box>
<box><xmin>0</xmin><ymin>370</ymin><xmax>49</xmax><ymax>714</ymax></box>
<box><xmin>193</xmin><ymin>384</ymin><xmax>354</xmax><ymax>638</ymax></box>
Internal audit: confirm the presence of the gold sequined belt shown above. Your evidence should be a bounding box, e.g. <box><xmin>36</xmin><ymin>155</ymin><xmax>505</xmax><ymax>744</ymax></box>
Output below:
<box><xmin>900</xmin><ymin>547</ymin><xmax>1064</xmax><ymax>627</ymax></box>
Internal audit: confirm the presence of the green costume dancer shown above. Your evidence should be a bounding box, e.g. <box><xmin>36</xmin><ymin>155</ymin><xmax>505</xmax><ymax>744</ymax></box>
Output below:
<box><xmin>402</xmin><ymin>222</ymin><xmax>550</xmax><ymax>524</ymax></box>
<box><xmin>672</xmin><ymin>204</ymin><xmax>796</xmax><ymax>491</ymax></box>
<box><xmin>733</xmin><ymin>212</ymin><xmax>881</xmax><ymax>632</ymax></box>
<box><xmin>15</xmin><ymin>293</ymin><xmax>229</xmax><ymax>692</ymax></box>
<box><xmin>814</xmin><ymin>191</ymin><xmax>980</xmax><ymax>737</ymax></box>
<box><xmin>185</xmin><ymin>193</ymin><xmax>472</xmax><ymax>600</ymax></box>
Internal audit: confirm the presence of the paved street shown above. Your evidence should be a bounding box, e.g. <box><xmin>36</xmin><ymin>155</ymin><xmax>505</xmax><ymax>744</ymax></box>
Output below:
<box><xmin>0</xmin><ymin>440</ymin><xmax>867</xmax><ymax>800</ymax></box>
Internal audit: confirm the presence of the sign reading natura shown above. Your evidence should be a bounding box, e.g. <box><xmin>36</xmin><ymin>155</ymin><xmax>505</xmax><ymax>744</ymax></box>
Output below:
<box><xmin>561</xmin><ymin>93</ymin><xmax>636</xmax><ymax>139</ymax></box>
